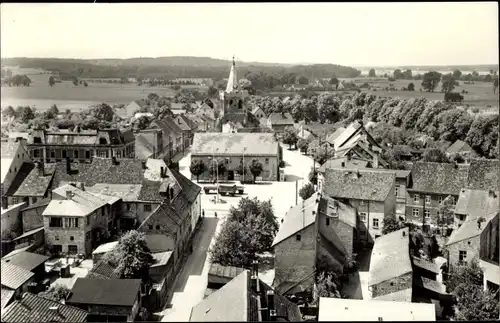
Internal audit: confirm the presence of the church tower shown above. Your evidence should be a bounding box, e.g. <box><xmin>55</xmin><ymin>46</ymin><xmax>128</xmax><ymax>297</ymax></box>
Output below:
<box><xmin>219</xmin><ymin>56</ymin><xmax>249</xmax><ymax>116</ymax></box>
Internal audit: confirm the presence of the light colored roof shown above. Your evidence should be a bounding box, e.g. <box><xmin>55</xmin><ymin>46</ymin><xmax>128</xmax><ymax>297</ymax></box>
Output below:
<box><xmin>151</xmin><ymin>251</ymin><xmax>173</xmax><ymax>268</ymax></box>
<box><xmin>1</xmin><ymin>158</ymin><xmax>13</xmax><ymax>183</ymax></box>
<box><xmin>268</xmin><ymin>112</ymin><xmax>295</xmax><ymax>125</ymax></box>
<box><xmin>225</xmin><ymin>61</ymin><xmax>238</xmax><ymax>93</ymax></box>
<box><xmin>251</xmin><ymin>106</ymin><xmax>262</xmax><ymax>115</ymax></box>
<box><xmin>44</xmin><ymin>184</ymin><xmax>109</xmax><ymax>216</ymax></box>
<box><xmin>318</xmin><ymin>297</ymin><xmax>435</xmax><ymax>321</ymax></box>
<box><xmin>446</xmin><ymin>140</ymin><xmax>473</xmax><ymax>154</ymax></box>
<box><xmin>326</xmin><ymin>127</ymin><xmax>346</xmax><ymax>145</ymax></box>
<box><xmin>369</xmin><ymin>228</ymin><xmax>412</xmax><ymax>286</ymax></box>
<box><xmin>92</xmin><ymin>241</ymin><xmax>118</xmax><ymax>255</ymax></box>
<box><xmin>1</xmin><ymin>261</ymin><xmax>34</xmax><ymax>290</ymax></box>
<box><xmin>333</xmin><ymin>121</ymin><xmax>363</xmax><ymax>149</ymax></box>
<box><xmin>412</xmin><ymin>256</ymin><xmax>440</xmax><ymax>274</ymax></box>
<box><xmin>86</xmin><ymin>184</ymin><xmax>142</xmax><ymax>202</ymax></box>
<box><xmin>272</xmin><ymin>192</ymin><xmax>320</xmax><ymax>247</ymax></box>
<box><xmin>191</xmin><ymin>133</ymin><xmax>279</xmax><ymax>156</ymax></box>
<box><xmin>480</xmin><ymin>259</ymin><xmax>500</xmax><ymax>286</ymax></box>
<box><xmin>454</xmin><ymin>189</ymin><xmax>498</xmax><ymax>218</ymax></box>
<box><xmin>318</xmin><ymin>157</ymin><xmax>370</xmax><ymax>173</ymax></box>
<box><xmin>371</xmin><ymin>288</ymin><xmax>413</xmax><ymax>302</ymax></box>
<box><xmin>446</xmin><ymin>212</ymin><xmax>498</xmax><ymax>245</ymax></box>
<box><xmin>1</xmin><ymin>252</ymin><xmax>48</xmax><ymax>272</ymax></box>
<box><xmin>171</xmin><ymin>109</ymin><xmax>186</xmax><ymax>115</ymax></box>
<box><xmin>1</xmin><ymin>288</ymin><xmax>15</xmax><ymax>310</ymax></box>
<box><xmin>190</xmin><ymin>270</ymin><xmax>249</xmax><ymax>322</ymax></box>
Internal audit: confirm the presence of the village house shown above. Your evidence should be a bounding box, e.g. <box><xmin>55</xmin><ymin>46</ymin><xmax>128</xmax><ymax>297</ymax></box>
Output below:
<box><xmin>1</xmin><ymin>261</ymin><xmax>36</xmax><ymax>307</ymax></box>
<box><xmin>267</xmin><ymin>112</ymin><xmax>295</xmax><ymax>134</ymax></box>
<box><xmin>445</xmin><ymin>212</ymin><xmax>498</xmax><ymax>268</ymax></box>
<box><xmin>185</xmin><ymin>113</ymin><xmax>215</xmax><ymax>132</ymax></box>
<box><xmin>329</xmin><ymin>121</ymin><xmax>382</xmax><ymax>153</ymax></box>
<box><xmin>323</xmin><ymin>168</ymin><xmax>396</xmax><ymax>245</ymax></box>
<box><xmin>250</xmin><ymin>106</ymin><xmax>266</xmax><ymax>119</ymax></box>
<box><xmin>445</xmin><ymin>140</ymin><xmax>478</xmax><ymax>159</ymax></box>
<box><xmin>221</xmin><ymin>120</ymin><xmax>244</xmax><ymax>133</ymax></box>
<box><xmin>42</xmin><ymin>183</ymin><xmax>121</xmax><ymax>257</ymax></box>
<box><xmin>369</xmin><ymin>228</ymin><xmax>413</xmax><ymax>302</ymax></box>
<box><xmin>2</xmin><ymin>251</ymin><xmax>49</xmax><ymax>282</ymax></box>
<box><xmin>1</xmin><ymin>139</ymin><xmax>33</xmax><ymax>207</ymax></box>
<box><xmin>116</xmin><ymin>100</ymin><xmax>149</xmax><ymax>120</ymax></box>
<box><xmin>454</xmin><ymin>189</ymin><xmax>498</xmax><ymax>227</ymax></box>
<box><xmin>206</xmin><ymin>263</ymin><xmax>245</xmax><ymax>292</ymax></box>
<box><xmin>318</xmin><ymin>297</ymin><xmax>436</xmax><ymax>321</ymax></box>
<box><xmin>149</xmin><ymin>116</ymin><xmax>184</xmax><ymax>160</ymax></box>
<box><xmin>272</xmin><ymin>192</ymin><xmax>357</xmax><ymax>295</ymax></box>
<box><xmin>67</xmin><ymin>278</ymin><xmax>142</xmax><ymax>322</ymax></box>
<box><xmin>191</xmin><ymin>133</ymin><xmax>281</xmax><ymax>182</ymax></box>
<box><xmin>1</xmin><ymin>292</ymin><xmax>88</xmax><ymax>322</ymax></box>
<box><xmin>189</xmin><ymin>268</ymin><xmax>302</xmax><ymax>322</ymax></box>
<box><xmin>27</xmin><ymin>128</ymin><xmax>135</xmax><ymax>163</ymax></box>
<box><xmin>294</xmin><ymin>122</ymin><xmax>315</xmax><ymax>142</ymax></box>
<box><xmin>174</xmin><ymin>114</ymin><xmax>198</xmax><ymax>147</ymax></box>
<box><xmin>134</xmin><ymin>129</ymin><xmax>164</xmax><ymax>160</ymax></box>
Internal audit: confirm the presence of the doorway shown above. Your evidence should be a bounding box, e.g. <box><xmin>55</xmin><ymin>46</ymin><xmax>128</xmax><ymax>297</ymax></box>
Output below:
<box><xmin>227</xmin><ymin>170</ymin><xmax>234</xmax><ymax>181</ymax></box>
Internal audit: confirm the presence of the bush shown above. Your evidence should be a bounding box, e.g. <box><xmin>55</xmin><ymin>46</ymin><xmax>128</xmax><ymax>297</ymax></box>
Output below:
<box><xmin>444</xmin><ymin>92</ymin><xmax>464</xmax><ymax>102</ymax></box>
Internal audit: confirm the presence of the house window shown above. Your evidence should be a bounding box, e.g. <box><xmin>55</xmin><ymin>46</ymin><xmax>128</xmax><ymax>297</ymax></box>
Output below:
<box><xmin>74</xmin><ymin>150</ymin><xmax>79</xmax><ymax>158</ymax></box>
<box><xmin>459</xmin><ymin>250</ymin><xmax>467</xmax><ymax>262</ymax></box>
<box><xmin>144</xmin><ymin>204</ymin><xmax>152</xmax><ymax>212</ymax></box>
<box><xmin>70</xmin><ymin>236</ymin><xmax>74</xmax><ymax>241</ymax></box>
<box><xmin>34</xmin><ymin>149</ymin><xmax>40</xmax><ymax>158</ymax></box>
<box><xmin>359</xmin><ymin>212</ymin><xmax>367</xmax><ymax>222</ymax></box>
<box><xmin>32</xmin><ymin>197</ymin><xmax>38</xmax><ymax>203</ymax></box>
<box><xmin>49</xmin><ymin>217</ymin><xmax>63</xmax><ymax>228</ymax></box>
<box><xmin>424</xmin><ymin>210</ymin><xmax>430</xmax><ymax>218</ymax></box>
<box><xmin>62</xmin><ymin>150</ymin><xmax>67</xmax><ymax>158</ymax></box>
<box><xmin>373</xmin><ymin>218</ymin><xmax>379</xmax><ymax>228</ymax></box>
<box><xmin>85</xmin><ymin>232</ymin><xmax>91</xmax><ymax>241</ymax></box>
<box><xmin>50</xmin><ymin>150</ymin><xmax>55</xmax><ymax>158</ymax></box>
<box><xmin>85</xmin><ymin>150</ymin><xmax>91</xmax><ymax>159</ymax></box>
<box><xmin>64</xmin><ymin>218</ymin><xmax>79</xmax><ymax>228</ymax></box>
<box><xmin>296</xmin><ymin>234</ymin><xmax>301</xmax><ymax>241</ymax></box>
<box><xmin>68</xmin><ymin>245</ymin><xmax>78</xmax><ymax>255</ymax></box>
<box><xmin>438</xmin><ymin>196</ymin><xmax>444</xmax><ymax>205</ymax></box>
<box><xmin>265</xmin><ymin>158</ymin><xmax>269</xmax><ymax>164</ymax></box>
<box><xmin>326</xmin><ymin>217</ymin><xmax>330</xmax><ymax>226</ymax></box>
<box><xmin>156</xmin><ymin>225</ymin><xmax>160</xmax><ymax>230</ymax></box>
<box><xmin>127</xmin><ymin>203</ymin><xmax>131</xmax><ymax>211</ymax></box>
<box><xmin>413</xmin><ymin>194</ymin><xmax>420</xmax><ymax>204</ymax></box>
<box><xmin>33</xmin><ymin>137</ymin><xmax>42</xmax><ymax>144</ymax></box>
<box><xmin>148</xmin><ymin>225</ymin><xmax>153</xmax><ymax>230</ymax></box>
<box><xmin>86</xmin><ymin>216</ymin><xmax>90</xmax><ymax>225</ymax></box>
<box><xmin>425</xmin><ymin>195</ymin><xmax>431</xmax><ymax>204</ymax></box>
<box><xmin>359</xmin><ymin>200</ymin><xmax>365</xmax><ymax>206</ymax></box>
<box><xmin>55</xmin><ymin>235</ymin><xmax>59</xmax><ymax>241</ymax></box>
<box><xmin>412</xmin><ymin>208</ymin><xmax>420</xmax><ymax>217</ymax></box>
<box><xmin>53</xmin><ymin>245</ymin><xmax>62</xmax><ymax>254</ymax></box>
<box><xmin>395</xmin><ymin>187</ymin><xmax>399</xmax><ymax>197</ymax></box>
<box><xmin>450</xmin><ymin>196</ymin><xmax>456</xmax><ymax>205</ymax></box>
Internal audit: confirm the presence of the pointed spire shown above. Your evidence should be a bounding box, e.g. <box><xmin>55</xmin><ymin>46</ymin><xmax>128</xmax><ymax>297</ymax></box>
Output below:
<box><xmin>225</xmin><ymin>54</ymin><xmax>238</xmax><ymax>93</ymax></box>
<box><xmin>232</xmin><ymin>55</ymin><xmax>235</xmax><ymax>66</ymax></box>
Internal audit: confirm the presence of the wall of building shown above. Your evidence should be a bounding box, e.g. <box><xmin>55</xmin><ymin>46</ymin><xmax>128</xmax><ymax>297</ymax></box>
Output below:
<box><xmin>2</xmin><ymin>144</ymin><xmax>31</xmax><ymax>193</ymax></box>
<box><xmin>318</xmin><ymin>212</ymin><xmax>354</xmax><ymax>257</ymax></box>
<box><xmin>1</xmin><ymin>202</ymin><xmax>25</xmax><ymax>239</ymax></box>
<box><xmin>190</xmin><ymin>194</ymin><xmax>201</xmax><ymax>232</ymax></box>
<box><xmin>21</xmin><ymin>204</ymin><xmax>47</xmax><ymax>232</ymax></box>
<box><xmin>370</xmin><ymin>272</ymin><xmax>413</xmax><ymax>299</ymax></box>
<box><xmin>350</xmin><ymin>199</ymin><xmax>385</xmax><ymax>240</ymax></box>
<box><xmin>273</xmin><ymin>224</ymin><xmax>316</xmax><ymax>293</ymax></box>
<box><xmin>123</xmin><ymin>201</ymin><xmax>160</xmax><ymax>224</ymax></box>
<box><xmin>44</xmin><ymin>216</ymin><xmax>87</xmax><ymax>256</ymax></box>
<box><xmin>480</xmin><ymin>214</ymin><xmax>499</xmax><ymax>263</ymax></box>
<box><xmin>406</xmin><ymin>191</ymin><xmax>458</xmax><ymax>225</ymax></box>
<box><xmin>447</xmin><ymin>236</ymin><xmax>481</xmax><ymax>267</ymax></box>
<box><xmin>191</xmin><ymin>155</ymin><xmax>279</xmax><ymax>182</ymax></box>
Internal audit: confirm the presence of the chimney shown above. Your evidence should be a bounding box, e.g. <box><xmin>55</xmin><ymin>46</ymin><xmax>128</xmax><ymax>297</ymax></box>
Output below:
<box><xmin>2</xmin><ymin>196</ymin><xmax>8</xmax><ymax>209</ymax></box>
<box><xmin>66</xmin><ymin>191</ymin><xmax>73</xmax><ymax>200</ymax></box>
<box><xmin>49</xmin><ymin>306</ymin><xmax>59</xmax><ymax>315</ymax></box>
<box><xmin>402</xmin><ymin>230</ymin><xmax>406</xmax><ymax>237</ymax></box>
<box><xmin>65</xmin><ymin>157</ymin><xmax>71</xmax><ymax>174</ymax></box>
<box><xmin>251</xmin><ymin>260</ymin><xmax>259</xmax><ymax>292</ymax></box>
<box><xmin>373</xmin><ymin>151</ymin><xmax>379</xmax><ymax>169</ymax></box>
<box><xmin>36</xmin><ymin>161</ymin><xmax>44</xmax><ymax>176</ymax></box>
<box><xmin>347</xmin><ymin>153</ymin><xmax>352</xmax><ymax>161</ymax></box>
<box><xmin>160</xmin><ymin>167</ymin><xmax>165</xmax><ymax>178</ymax></box>
<box><xmin>267</xmin><ymin>290</ymin><xmax>275</xmax><ymax>316</ymax></box>
<box><xmin>141</xmin><ymin>161</ymin><xmax>147</xmax><ymax>169</ymax></box>
<box><xmin>79</xmin><ymin>183</ymin><xmax>85</xmax><ymax>191</ymax></box>
<box><xmin>341</xmin><ymin>162</ymin><xmax>345</xmax><ymax>168</ymax></box>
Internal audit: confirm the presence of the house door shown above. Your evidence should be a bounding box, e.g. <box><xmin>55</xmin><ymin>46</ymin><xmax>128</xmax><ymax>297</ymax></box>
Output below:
<box><xmin>228</xmin><ymin>170</ymin><xmax>234</xmax><ymax>181</ymax></box>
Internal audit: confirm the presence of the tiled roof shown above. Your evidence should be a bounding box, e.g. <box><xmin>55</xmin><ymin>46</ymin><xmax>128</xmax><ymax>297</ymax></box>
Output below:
<box><xmin>318</xmin><ymin>195</ymin><xmax>357</xmax><ymax>228</ymax></box>
<box><xmin>168</xmin><ymin>168</ymin><xmax>201</xmax><ymax>204</ymax></box>
<box><xmin>415</xmin><ymin>276</ymin><xmax>448</xmax><ymax>294</ymax></box>
<box><xmin>455</xmin><ymin>189</ymin><xmax>498</xmax><ymax>219</ymax></box>
<box><xmin>135</xmin><ymin>134</ymin><xmax>155</xmax><ymax>160</ymax></box>
<box><xmin>410</xmin><ymin>162</ymin><xmax>470</xmax><ymax>195</ymax></box>
<box><xmin>139</xmin><ymin>202</ymin><xmax>183</xmax><ymax>235</ymax></box>
<box><xmin>191</xmin><ymin>133</ymin><xmax>279</xmax><ymax>157</ymax></box>
<box><xmin>1</xmin><ymin>292</ymin><xmax>88</xmax><ymax>322</ymax></box>
<box><xmin>324</xmin><ymin>169</ymin><xmax>395</xmax><ymax>202</ymax></box>
<box><xmin>11</xmin><ymin>227</ymin><xmax>44</xmax><ymax>243</ymax></box>
<box><xmin>179</xmin><ymin>114</ymin><xmax>198</xmax><ymax>131</ymax></box>
<box><xmin>86</xmin><ymin>261</ymin><xmax>121</xmax><ymax>280</ymax></box>
<box><xmin>44</xmin><ymin>184</ymin><xmax>109</xmax><ymax>216</ymax></box>
<box><xmin>4</xmin><ymin>162</ymin><xmax>35</xmax><ymax>196</ymax></box>
<box><xmin>268</xmin><ymin>112</ymin><xmax>294</xmax><ymax>125</ymax></box>
<box><xmin>318</xmin><ymin>297</ymin><xmax>435</xmax><ymax>321</ymax></box>
<box><xmin>467</xmin><ymin>159</ymin><xmax>499</xmax><ymax>191</ymax></box>
<box><xmin>0</xmin><ymin>261</ymin><xmax>35</xmax><ymax>290</ymax></box>
<box><xmin>369</xmin><ymin>228</ymin><xmax>412</xmax><ymax>286</ymax></box>
<box><xmin>326</xmin><ymin>127</ymin><xmax>346</xmax><ymax>145</ymax></box>
<box><xmin>1</xmin><ymin>251</ymin><xmax>48</xmax><ymax>272</ymax></box>
<box><xmin>318</xmin><ymin>157</ymin><xmax>370</xmax><ymax>174</ymax></box>
<box><xmin>13</xmin><ymin>165</ymin><xmax>54</xmax><ymax>197</ymax></box>
<box><xmin>412</xmin><ymin>256</ymin><xmax>440</xmax><ymax>274</ymax></box>
<box><xmin>371</xmin><ymin>288</ymin><xmax>413</xmax><ymax>302</ymax></box>
<box><xmin>1</xmin><ymin>288</ymin><xmax>15</xmax><ymax>310</ymax></box>
<box><xmin>446</xmin><ymin>212</ymin><xmax>498</xmax><ymax>246</ymax></box>
<box><xmin>91</xmin><ymin>241</ymin><xmax>118</xmax><ymax>255</ymax></box>
<box><xmin>446</xmin><ymin>140</ymin><xmax>474</xmax><ymax>154</ymax></box>
<box><xmin>272</xmin><ymin>193</ymin><xmax>320</xmax><ymax>247</ymax></box>
<box><xmin>151</xmin><ymin>251</ymin><xmax>173</xmax><ymax>268</ymax></box>
<box><xmin>67</xmin><ymin>278</ymin><xmax>141</xmax><ymax>306</ymax></box>
<box><xmin>333</xmin><ymin>121</ymin><xmax>363</xmax><ymax>149</ymax></box>
<box><xmin>86</xmin><ymin>184</ymin><xmax>142</xmax><ymax>202</ymax></box>
<box><xmin>151</xmin><ymin>118</ymin><xmax>182</xmax><ymax>137</ymax></box>
<box><xmin>173</xmin><ymin>115</ymin><xmax>191</xmax><ymax>131</ymax></box>
<box><xmin>208</xmin><ymin>263</ymin><xmax>245</xmax><ymax>279</ymax></box>
<box><xmin>251</xmin><ymin>106</ymin><xmax>263</xmax><ymax>115</ymax></box>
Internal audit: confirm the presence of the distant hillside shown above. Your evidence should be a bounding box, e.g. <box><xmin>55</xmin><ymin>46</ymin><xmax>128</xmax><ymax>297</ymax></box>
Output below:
<box><xmin>1</xmin><ymin>56</ymin><xmax>361</xmax><ymax>80</ymax></box>
<box><xmin>366</xmin><ymin>64</ymin><xmax>499</xmax><ymax>72</ymax></box>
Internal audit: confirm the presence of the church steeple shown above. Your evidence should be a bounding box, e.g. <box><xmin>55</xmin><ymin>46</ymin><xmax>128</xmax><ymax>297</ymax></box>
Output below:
<box><xmin>225</xmin><ymin>55</ymin><xmax>238</xmax><ymax>93</ymax></box>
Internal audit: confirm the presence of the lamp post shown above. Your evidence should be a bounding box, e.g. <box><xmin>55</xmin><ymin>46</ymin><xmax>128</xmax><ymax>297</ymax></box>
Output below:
<box><xmin>242</xmin><ymin>146</ymin><xmax>247</xmax><ymax>183</ymax></box>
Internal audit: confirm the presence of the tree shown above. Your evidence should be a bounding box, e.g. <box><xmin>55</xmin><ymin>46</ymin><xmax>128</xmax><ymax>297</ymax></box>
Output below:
<box><xmin>72</xmin><ymin>78</ymin><xmax>79</xmax><ymax>86</ymax></box>
<box><xmin>16</xmin><ymin>106</ymin><xmax>35</xmax><ymax>123</ymax></box>
<box><xmin>329</xmin><ymin>77</ymin><xmax>339</xmax><ymax>85</ymax></box>
<box><xmin>493</xmin><ymin>77</ymin><xmax>499</xmax><ymax>94</ymax></box>
<box><xmin>382</xmin><ymin>215</ymin><xmax>405</xmax><ymax>235</ymax></box>
<box><xmin>46</xmin><ymin>104</ymin><xmax>59</xmax><ymax>119</ymax></box>
<box><xmin>298</xmin><ymin>76</ymin><xmax>309</xmax><ymax>85</ymax></box>
<box><xmin>422</xmin><ymin>148</ymin><xmax>450</xmax><ymax>163</ymax></box>
<box><xmin>315</xmin><ymin>271</ymin><xmax>341</xmax><ymax>301</ymax></box>
<box><xmin>299</xmin><ymin>183</ymin><xmax>315</xmax><ymax>200</ymax></box>
<box><xmin>407</xmin><ymin>82</ymin><xmax>415</xmax><ymax>91</ymax></box>
<box><xmin>2</xmin><ymin>106</ymin><xmax>15</xmax><ymax>118</ymax></box>
<box><xmin>308</xmin><ymin>168</ymin><xmax>318</xmax><ymax>185</ymax></box>
<box><xmin>91</xmin><ymin>103</ymin><xmax>114</xmax><ymax>122</ymax></box>
<box><xmin>208</xmin><ymin>160</ymin><xmax>226</xmax><ymax>180</ymax></box>
<box><xmin>368</xmin><ymin>69</ymin><xmax>376</xmax><ymax>77</ymax></box>
<box><xmin>453</xmin><ymin>69</ymin><xmax>462</xmax><ymax>80</ymax></box>
<box><xmin>147</xmin><ymin>93</ymin><xmax>159</xmax><ymax>101</ymax></box>
<box><xmin>207</xmin><ymin>86</ymin><xmax>218</xmax><ymax>98</ymax></box>
<box><xmin>421</xmin><ymin>71</ymin><xmax>442</xmax><ymax>92</ymax></box>
<box><xmin>472</xmin><ymin>71</ymin><xmax>479</xmax><ymax>77</ymax></box>
<box><xmin>282</xmin><ymin>126</ymin><xmax>299</xmax><ymax>149</ymax></box>
<box><xmin>393</xmin><ymin>69</ymin><xmax>404</xmax><ymax>79</ymax></box>
<box><xmin>83</xmin><ymin>81</ymin><xmax>88</xmax><ymax>87</ymax></box>
<box><xmin>441</xmin><ymin>74</ymin><xmax>456</xmax><ymax>93</ymax></box>
<box><xmin>403</xmin><ymin>69</ymin><xmax>412</xmax><ymax>79</ymax></box>
<box><xmin>343</xmin><ymin>253</ymin><xmax>358</xmax><ymax>275</ymax></box>
<box><xmin>133</xmin><ymin>116</ymin><xmax>152</xmax><ymax>131</ymax></box>
<box><xmin>484</xmin><ymin>74</ymin><xmax>492</xmax><ymax>82</ymax></box>
<box><xmin>249</xmin><ymin>159</ymin><xmax>263</xmax><ymax>183</ymax></box>
<box><xmin>39</xmin><ymin>284</ymin><xmax>71</xmax><ymax>302</ymax></box>
<box><xmin>48</xmin><ymin>76</ymin><xmax>56</xmax><ymax>87</ymax></box>
<box><xmin>104</xmin><ymin>230</ymin><xmax>155</xmax><ymax>280</ymax></box>
<box><xmin>190</xmin><ymin>159</ymin><xmax>206</xmax><ymax>183</ymax></box>
<box><xmin>297</xmin><ymin>138</ymin><xmax>309</xmax><ymax>153</ymax></box>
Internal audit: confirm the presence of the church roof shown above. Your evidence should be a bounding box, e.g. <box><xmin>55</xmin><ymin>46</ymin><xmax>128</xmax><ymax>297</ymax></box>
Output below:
<box><xmin>225</xmin><ymin>57</ymin><xmax>239</xmax><ymax>93</ymax></box>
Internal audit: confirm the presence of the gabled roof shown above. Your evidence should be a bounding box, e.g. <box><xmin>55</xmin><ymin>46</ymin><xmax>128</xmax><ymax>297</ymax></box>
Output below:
<box><xmin>412</xmin><ymin>256</ymin><xmax>440</xmax><ymax>274</ymax></box>
<box><xmin>135</xmin><ymin>134</ymin><xmax>155</xmax><ymax>160</ymax></box>
<box><xmin>1</xmin><ymin>292</ymin><xmax>88</xmax><ymax>323</ymax></box>
<box><xmin>44</xmin><ymin>184</ymin><xmax>109</xmax><ymax>216</ymax></box>
<box><xmin>67</xmin><ymin>278</ymin><xmax>141</xmax><ymax>306</ymax></box>
<box><xmin>324</xmin><ymin>169</ymin><xmax>395</xmax><ymax>202</ymax></box>
<box><xmin>467</xmin><ymin>159</ymin><xmax>499</xmax><ymax>191</ymax></box>
<box><xmin>454</xmin><ymin>189</ymin><xmax>498</xmax><ymax>219</ymax></box>
<box><xmin>446</xmin><ymin>140</ymin><xmax>474</xmax><ymax>154</ymax></box>
<box><xmin>208</xmin><ymin>263</ymin><xmax>245</xmax><ymax>280</ymax></box>
<box><xmin>326</xmin><ymin>127</ymin><xmax>346</xmax><ymax>145</ymax></box>
<box><xmin>251</xmin><ymin>106</ymin><xmax>263</xmax><ymax>115</ymax></box>
<box><xmin>12</xmin><ymin>164</ymin><xmax>54</xmax><ymax>197</ymax></box>
<box><xmin>4</xmin><ymin>162</ymin><xmax>35</xmax><ymax>196</ymax></box>
<box><xmin>173</xmin><ymin>115</ymin><xmax>192</xmax><ymax>131</ymax></box>
<box><xmin>1</xmin><ymin>251</ymin><xmax>49</xmax><ymax>272</ymax></box>
<box><xmin>1</xmin><ymin>261</ymin><xmax>34</xmax><ymax>290</ymax></box>
<box><xmin>138</xmin><ymin>202</ymin><xmax>183</xmax><ymax>236</ymax></box>
<box><xmin>318</xmin><ymin>157</ymin><xmax>370</xmax><ymax>174</ymax></box>
<box><xmin>410</xmin><ymin>162</ymin><xmax>470</xmax><ymax>195</ymax></box>
<box><xmin>446</xmin><ymin>212</ymin><xmax>498</xmax><ymax>246</ymax></box>
<box><xmin>371</xmin><ymin>288</ymin><xmax>413</xmax><ymax>302</ymax></box>
<box><xmin>268</xmin><ymin>112</ymin><xmax>294</xmax><ymax>126</ymax></box>
<box><xmin>415</xmin><ymin>276</ymin><xmax>448</xmax><ymax>294</ymax></box>
<box><xmin>1</xmin><ymin>288</ymin><xmax>15</xmax><ymax>310</ymax></box>
<box><xmin>318</xmin><ymin>297</ymin><xmax>435</xmax><ymax>321</ymax></box>
<box><xmin>333</xmin><ymin>121</ymin><xmax>363</xmax><ymax>149</ymax></box>
<box><xmin>192</xmin><ymin>133</ymin><xmax>279</xmax><ymax>157</ymax></box>
<box><xmin>91</xmin><ymin>241</ymin><xmax>118</xmax><ymax>255</ymax></box>
<box><xmin>369</xmin><ymin>228</ymin><xmax>412</xmax><ymax>286</ymax></box>
<box><xmin>86</xmin><ymin>260</ymin><xmax>121</xmax><ymax>280</ymax></box>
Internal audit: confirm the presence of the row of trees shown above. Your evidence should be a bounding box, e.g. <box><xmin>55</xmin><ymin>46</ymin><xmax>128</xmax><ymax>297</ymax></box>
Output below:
<box><xmin>368</xmin><ymin>68</ymin><xmax>498</xmax><ymax>84</ymax></box>
<box><xmin>209</xmin><ymin>197</ymin><xmax>278</xmax><ymax>267</ymax></box>
<box><xmin>189</xmin><ymin>158</ymin><xmax>265</xmax><ymax>183</ymax></box>
<box><xmin>3</xmin><ymin>74</ymin><xmax>32</xmax><ymax>87</ymax></box>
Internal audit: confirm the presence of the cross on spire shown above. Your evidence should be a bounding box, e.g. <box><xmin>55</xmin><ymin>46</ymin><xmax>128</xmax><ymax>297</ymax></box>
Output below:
<box><xmin>233</xmin><ymin>55</ymin><xmax>236</xmax><ymax>66</ymax></box>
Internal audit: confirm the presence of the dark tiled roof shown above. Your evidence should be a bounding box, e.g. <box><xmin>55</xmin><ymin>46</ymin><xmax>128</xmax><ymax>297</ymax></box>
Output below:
<box><xmin>324</xmin><ymin>169</ymin><xmax>395</xmax><ymax>201</ymax></box>
<box><xmin>67</xmin><ymin>278</ymin><xmax>141</xmax><ymax>307</ymax></box>
<box><xmin>168</xmin><ymin>168</ymin><xmax>201</xmax><ymax>204</ymax></box>
<box><xmin>1</xmin><ymin>293</ymin><xmax>87</xmax><ymax>322</ymax></box>
<box><xmin>0</xmin><ymin>261</ymin><xmax>34</xmax><ymax>290</ymax></box>
<box><xmin>4</xmin><ymin>162</ymin><xmax>35</xmax><ymax>196</ymax></box>
<box><xmin>121</xmin><ymin>128</ymin><xmax>136</xmax><ymax>144</ymax></box>
<box><xmin>13</xmin><ymin>166</ymin><xmax>54</xmax><ymax>197</ymax></box>
<box><xmin>446</xmin><ymin>140</ymin><xmax>474</xmax><ymax>154</ymax></box>
<box><xmin>410</xmin><ymin>162</ymin><xmax>470</xmax><ymax>195</ymax></box>
<box><xmin>268</xmin><ymin>112</ymin><xmax>294</xmax><ymax>125</ymax></box>
<box><xmin>139</xmin><ymin>202</ymin><xmax>183</xmax><ymax>236</ymax></box>
<box><xmin>467</xmin><ymin>159</ymin><xmax>499</xmax><ymax>191</ymax></box>
<box><xmin>455</xmin><ymin>188</ymin><xmax>499</xmax><ymax>219</ymax></box>
<box><xmin>1</xmin><ymin>252</ymin><xmax>48</xmax><ymax>272</ymax></box>
<box><xmin>208</xmin><ymin>263</ymin><xmax>245</xmax><ymax>280</ymax></box>
<box><xmin>151</xmin><ymin>118</ymin><xmax>182</xmax><ymax>137</ymax></box>
<box><xmin>173</xmin><ymin>115</ymin><xmax>191</xmax><ymax>131</ymax></box>
<box><xmin>446</xmin><ymin>212</ymin><xmax>498</xmax><ymax>245</ymax></box>
<box><xmin>86</xmin><ymin>260</ymin><xmax>121</xmax><ymax>280</ymax></box>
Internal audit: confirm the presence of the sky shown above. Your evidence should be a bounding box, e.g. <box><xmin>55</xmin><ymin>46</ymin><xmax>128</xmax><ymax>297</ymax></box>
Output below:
<box><xmin>1</xmin><ymin>2</ymin><xmax>498</xmax><ymax>66</ymax></box>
